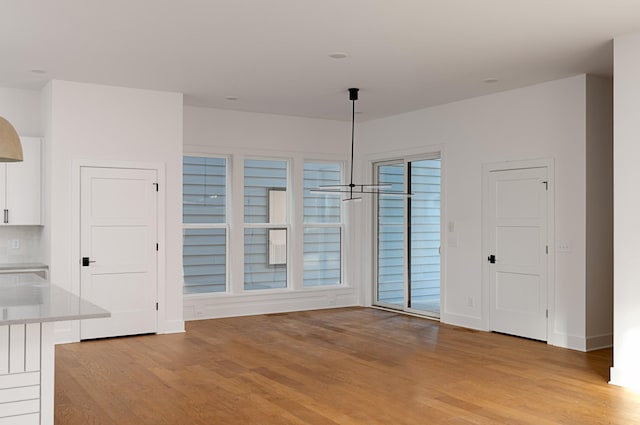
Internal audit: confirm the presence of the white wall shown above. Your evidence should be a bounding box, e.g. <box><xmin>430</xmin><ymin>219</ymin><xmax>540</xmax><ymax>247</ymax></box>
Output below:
<box><xmin>42</xmin><ymin>80</ymin><xmax>184</xmax><ymax>343</ymax></box>
<box><xmin>0</xmin><ymin>87</ymin><xmax>41</xmax><ymax>137</ymax></box>
<box><xmin>611</xmin><ymin>33</ymin><xmax>640</xmax><ymax>390</ymax></box>
<box><xmin>183</xmin><ymin>106</ymin><xmax>360</xmax><ymax>319</ymax></box>
<box><xmin>184</xmin><ymin>106</ymin><xmax>350</xmax><ymax>154</ymax></box>
<box><xmin>359</xmin><ymin>75</ymin><xmax>590</xmax><ymax>350</ymax></box>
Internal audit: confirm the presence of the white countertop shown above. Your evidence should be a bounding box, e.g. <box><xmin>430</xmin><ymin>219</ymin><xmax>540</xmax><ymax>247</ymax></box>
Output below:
<box><xmin>0</xmin><ymin>263</ymin><xmax>48</xmax><ymax>272</ymax></box>
<box><xmin>0</xmin><ymin>273</ymin><xmax>109</xmax><ymax>325</ymax></box>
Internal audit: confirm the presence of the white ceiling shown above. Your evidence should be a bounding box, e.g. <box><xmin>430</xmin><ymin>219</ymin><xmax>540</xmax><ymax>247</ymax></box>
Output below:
<box><xmin>1</xmin><ymin>0</ymin><xmax>638</xmax><ymax>121</ymax></box>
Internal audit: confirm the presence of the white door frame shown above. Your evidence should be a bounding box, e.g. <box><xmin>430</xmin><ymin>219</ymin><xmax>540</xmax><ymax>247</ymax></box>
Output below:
<box><xmin>70</xmin><ymin>159</ymin><xmax>166</xmax><ymax>343</ymax></box>
<box><xmin>482</xmin><ymin>158</ymin><xmax>555</xmax><ymax>339</ymax></box>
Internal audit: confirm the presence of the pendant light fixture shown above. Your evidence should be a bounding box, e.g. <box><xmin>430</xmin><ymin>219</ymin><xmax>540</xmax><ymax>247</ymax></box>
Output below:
<box><xmin>0</xmin><ymin>117</ymin><xmax>23</xmax><ymax>162</ymax></box>
<box><xmin>312</xmin><ymin>88</ymin><xmax>411</xmax><ymax>201</ymax></box>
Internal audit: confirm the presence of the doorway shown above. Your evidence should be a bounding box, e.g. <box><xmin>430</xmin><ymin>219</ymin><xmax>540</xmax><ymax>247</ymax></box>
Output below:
<box><xmin>79</xmin><ymin>166</ymin><xmax>159</xmax><ymax>340</ymax></box>
<box><xmin>373</xmin><ymin>155</ymin><xmax>441</xmax><ymax>318</ymax></box>
<box><xmin>483</xmin><ymin>162</ymin><xmax>552</xmax><ymax>341</ymax></box>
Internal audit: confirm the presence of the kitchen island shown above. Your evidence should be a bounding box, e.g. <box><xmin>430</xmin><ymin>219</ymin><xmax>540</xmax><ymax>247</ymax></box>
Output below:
<box><xmin>0</xmin><ymin>273</ymin><xmax>109</xmax><ymax>425</ymax></box>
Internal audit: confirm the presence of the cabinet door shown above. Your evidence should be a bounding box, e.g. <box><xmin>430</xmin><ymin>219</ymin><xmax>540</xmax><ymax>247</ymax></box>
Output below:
<box><xmin>0</xmin><ymin>165</ymin><xmax>6</xmax><ymax>218</ymax></box>
<box><xmin>4</xmin><ymin>138</ymin><xmax>42</xmax><ymax>225</ymax></box>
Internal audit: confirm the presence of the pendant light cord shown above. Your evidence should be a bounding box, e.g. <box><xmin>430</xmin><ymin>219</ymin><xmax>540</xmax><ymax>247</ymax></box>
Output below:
<box><xmin>349</xmin><ymin>96</ymin><xmax>355</xmax><ymax>199</ymax></box>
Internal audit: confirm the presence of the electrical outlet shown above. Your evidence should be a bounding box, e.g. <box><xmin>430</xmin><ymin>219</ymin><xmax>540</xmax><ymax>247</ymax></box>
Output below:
<box><xmin>11</xmin><ymin>239</ymin><xmax>19</xmax><ymax>250</ymax></box>
<box><xmin>328</xmin><ymin>294</ymin><xmax>337</xmax><ymax>306</ymax></box>
<box><xmin>195</xmin><ymin>310</ymin><xmax>204</xmax><ymax>317</ymax></box>
<box><xmin>467</xmin><ymin>296</ymin><xmax>474</xmax><ymax>307</ymax></box>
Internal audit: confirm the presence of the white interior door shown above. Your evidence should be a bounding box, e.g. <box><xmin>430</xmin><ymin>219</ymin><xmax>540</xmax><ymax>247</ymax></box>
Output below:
<box><xmin>80</xmin><ymin>167</ymin><xmax>158</xmax><ymax>340</ymax></box>
<box><xmin>487</xmin><ymin>167</ymin><xmax>548</xmax><ymax>341</ymax></box>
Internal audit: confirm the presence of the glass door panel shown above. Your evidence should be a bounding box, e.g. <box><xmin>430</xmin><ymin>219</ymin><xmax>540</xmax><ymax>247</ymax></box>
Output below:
<box><xmin>376</xmin><ymin>162</ymin><xmax>405</xmax><ymax>308</ymax></box>
<box><xmin>408</xmin><ymin>159</ymin><xmax>441</xmax><ymax>316</ymax></box>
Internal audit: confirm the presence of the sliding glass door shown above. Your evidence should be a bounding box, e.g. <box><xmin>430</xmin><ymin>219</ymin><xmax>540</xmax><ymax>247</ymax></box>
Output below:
<box><xmin>374</xmin><ymin>156</ymin><xmax>441</xmax><ymax>318</ymax></box>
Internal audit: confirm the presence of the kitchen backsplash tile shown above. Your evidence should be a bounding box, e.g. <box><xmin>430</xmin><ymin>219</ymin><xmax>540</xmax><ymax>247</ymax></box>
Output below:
<box><xmin>0</xmin><ymin>226</ymin><xmax>44</xmax><ymax>264</ymax></box>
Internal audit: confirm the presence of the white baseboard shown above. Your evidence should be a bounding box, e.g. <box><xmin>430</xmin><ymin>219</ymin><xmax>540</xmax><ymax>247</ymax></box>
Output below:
<box><xmin>610</xmin><ymin>366</ymin><xmax>640</xmax><ymax>392</ymax></box>
<box><xmin>548</xmin><ymin>333</ymin><xmax>612</xmax><ymax>352</ymax></box>
<box><xmin>184</xmin><ymin>288</ymin><xmax>360</xmax><ymax>321</ymax></box>
<box><xmin>440</xmin><ymin>312</ymin><xmax>485</xmax><ymax>331</ymax></box>
<box><xmin>159</xmin><ymin>320</ymin><xmax>185</xmax><ymax>334</ymax></box>
<box><xmin>586</xmin><ymin>333</ymin><xmax>613</xmax><ymax>351</ymax></box>
<box><xmin>548</xmin><ymin>332</ymin><xmax>587</xmax><ymax>351</ymax></box>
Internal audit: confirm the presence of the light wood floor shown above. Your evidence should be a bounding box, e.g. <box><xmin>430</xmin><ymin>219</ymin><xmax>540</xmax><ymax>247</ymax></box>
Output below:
<box><xmin>55</xmin><ymin>307</ymin><xmax>640</xmax><ymax>424</ymax></box>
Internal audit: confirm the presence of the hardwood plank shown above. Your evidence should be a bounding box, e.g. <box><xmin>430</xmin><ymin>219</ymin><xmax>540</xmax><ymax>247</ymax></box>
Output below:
<box><xmin>55</xmin><ymin>308</ymin><xmax>640</xmax><ymax>424</ymax></box>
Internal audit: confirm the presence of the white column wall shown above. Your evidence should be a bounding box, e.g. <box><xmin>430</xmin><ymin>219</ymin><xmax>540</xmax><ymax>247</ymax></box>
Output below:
<box><xmin>359</xmin><ymin>75</ymin><xmax>588</xmax><ymax>350</ymax></box>
<box><xmin>42</xmin><ymin>80</ymin><xmax>184</xmax><ymax>342</ymax></box>
<box><xmin>611</xmin><ymin>33</ymin><xmax>640</xmax><ymax>390</ymax></box>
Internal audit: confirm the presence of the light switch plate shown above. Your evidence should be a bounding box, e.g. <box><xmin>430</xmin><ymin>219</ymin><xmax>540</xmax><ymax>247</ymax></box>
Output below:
<box><xmin>557</xmin><ymin>240</ymin><xmax>570</xmax><ymax>253</ymax></box>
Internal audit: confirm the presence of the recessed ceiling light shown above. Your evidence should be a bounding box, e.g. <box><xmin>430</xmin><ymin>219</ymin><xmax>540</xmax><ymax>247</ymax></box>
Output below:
<box><xmin>30</xmin><ymin>69</ymin><xmax>46</xmax><ymax>74</ymax></box>
<box><xmin>225</xmin><ymin>96</ymin><xmax>239</xmax><ymax>101</ymax></box>
<box><xmin>484</xmin><ymin>78</ymin><xmax>499</xmax><ymax>84</ymax></box>
<box><xmin>328</xmin><ymin>52</ymin><xmax>349</xmax><ymax>59</ymax></box>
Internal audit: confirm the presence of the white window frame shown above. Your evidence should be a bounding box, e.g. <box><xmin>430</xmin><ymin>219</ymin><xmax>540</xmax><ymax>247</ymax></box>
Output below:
<box><xmin>242</xmin><ymin>156</ymin><xmax>292</xmax><ymax>292</ymax></box>
<box><xmin>302</xmin><ymin>159</ymin><xmax>345</xmax><ymax>288</ymax></box>
<box><xmin>182</xmin><ymin>154</ymin><xmax>231</xmax><ymax>296</ymax></box>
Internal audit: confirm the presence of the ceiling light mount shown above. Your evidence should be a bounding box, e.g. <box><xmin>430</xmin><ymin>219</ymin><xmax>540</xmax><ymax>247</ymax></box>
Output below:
<box><xmin>312</xmin><ymin>88</ymin><xmax>411</xmax><ymax>201</ymax></box>
<box><xmin>328</xmin><ymin>52</ymin><xmax>349</xmax><ymax>59</ymax></box>
<box><xmin>349</xmin><ymin>87</ymin><xmax>358</xmax><ymax>101</ymax></box>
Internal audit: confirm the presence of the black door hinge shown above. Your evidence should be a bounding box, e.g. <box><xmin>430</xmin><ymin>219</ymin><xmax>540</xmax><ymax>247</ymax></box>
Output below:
<box><xmin>542</xmin><ymin>181</ymin><xmax>548</xmax><ymax>190</ymax></box>
<box><xmin>156</xmin><ymin>243</ymin><xmax>159</xmax><ymax>251</ymax></box>
<box><xmin>153</xmin><ymin>182</ymin><xmax>159</xmax><ymax>192</ymax></box>
<box><xmin>156</xmin><ymin>302</ymin><xmax>159</xmax><ymax>311</ymax></box>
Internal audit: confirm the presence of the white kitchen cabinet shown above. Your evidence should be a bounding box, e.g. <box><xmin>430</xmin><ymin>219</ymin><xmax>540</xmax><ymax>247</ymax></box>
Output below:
<box><xmin>0</xmin><ymin>324</ymin><xmax>42</xmax><ymax>424</ymax></box>
<box><xmin>0</xmin><ymin>137</ymin><xmax>42</xmax><ymax>226</ymax></box>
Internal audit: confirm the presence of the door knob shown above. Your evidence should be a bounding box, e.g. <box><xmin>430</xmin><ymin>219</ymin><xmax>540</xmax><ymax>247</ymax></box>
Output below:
<box><xmin>82</xmin><ymin>257</ymin><xmax>96</xmax><ymax>267</ymax></box>
<box><xmin>488</xmin><ymin>254</ymin><xmax>496</xmax><ymax>264</ymax></box>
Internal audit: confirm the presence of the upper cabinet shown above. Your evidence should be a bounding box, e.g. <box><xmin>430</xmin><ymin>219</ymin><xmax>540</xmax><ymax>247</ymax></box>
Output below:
<box><xmin>0</xmin><ymin>137</ymin><xmax>42</xmax><ymax>226</ymax></box>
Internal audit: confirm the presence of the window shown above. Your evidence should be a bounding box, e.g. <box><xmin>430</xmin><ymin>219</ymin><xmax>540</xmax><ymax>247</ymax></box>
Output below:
<box><xmin>303</xmin><ymin>161</ymin><xmax>342</xmax><ymax>286</ymax></box>
<box><xmin>182</xmin><ymin>156</ymin><xmax>227</xmax><ymax>294</ymax></box>
<box><xmin>182</xmin><ymin>155</ymin><xmax>346</xmax><ymax>296</ymax></box>
<box><xmin>244</xmin><ymin>159</ymin><xmax>288</xmax><ymax>290</ymax></box>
